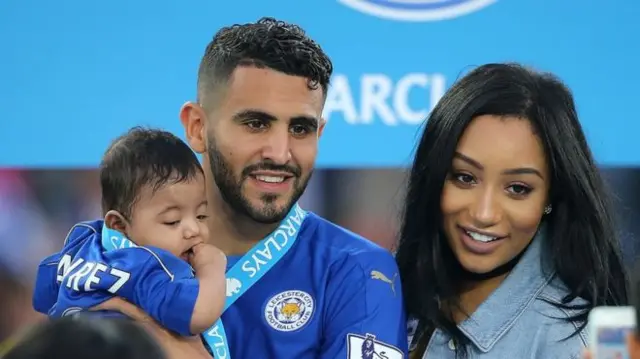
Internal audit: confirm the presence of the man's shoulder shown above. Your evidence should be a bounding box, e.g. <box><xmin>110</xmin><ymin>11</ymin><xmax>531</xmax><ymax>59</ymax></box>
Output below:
<box><xmin>306</xmin><ymin>213</ymin><xmax>391</xmax><ymax>252</ymax></box>
<box><xmin>303</xmin><ymin>213</ymin><xmax>397</xmax><ymax>269</ymax></box>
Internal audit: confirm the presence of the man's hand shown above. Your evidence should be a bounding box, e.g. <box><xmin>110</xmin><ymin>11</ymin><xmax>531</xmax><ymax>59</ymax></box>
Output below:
<box><xmin>92</xmin><ymin>297</ymin><xmax>212</xmax><ymax>359</ymax></box>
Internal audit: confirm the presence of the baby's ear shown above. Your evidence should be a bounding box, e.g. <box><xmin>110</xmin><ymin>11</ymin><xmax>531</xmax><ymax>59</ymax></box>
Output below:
<box><xmin>104</xmin><ymin>210</ymin><xmax>129</xmax><ymax>234</ymax></box>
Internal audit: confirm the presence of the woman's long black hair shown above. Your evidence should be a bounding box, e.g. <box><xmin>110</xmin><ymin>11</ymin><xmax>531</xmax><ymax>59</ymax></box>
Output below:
<box><xmin>396</xmin><ymin>63</ymin><xmax>628</xmax><ymax>357</ymax></box>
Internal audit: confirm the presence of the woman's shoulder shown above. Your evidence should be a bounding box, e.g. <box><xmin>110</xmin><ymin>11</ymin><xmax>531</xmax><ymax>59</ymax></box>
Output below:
<box><xmin>521</xmin><ymin>279</ymin><xmax>589</xmax><ymax>358</ymax></box>
<box><xmin>518</xmin><ymin>315</ymin><xmax>588</xmax><ymax>359</ymax></box>
<box><xmin>483</xmin><ymin>275</ymin><xmax>589</xmax><ymax>358</ymax></box>
<box><xmin>486</xmin><ymin>296</ymin><xmax>587</xmax><ymax>358</ymax></box>
<box><xmin>533</xmin><ymin>275</ymin><xmax>590</xmax><ymax>325</ymax></box>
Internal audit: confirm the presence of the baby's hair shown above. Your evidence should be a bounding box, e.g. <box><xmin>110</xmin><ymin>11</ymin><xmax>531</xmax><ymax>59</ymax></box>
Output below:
<box><xmin>100</xmin><ymin>126</ymin><xmax>203</xmax><ymax>219</ymax></box>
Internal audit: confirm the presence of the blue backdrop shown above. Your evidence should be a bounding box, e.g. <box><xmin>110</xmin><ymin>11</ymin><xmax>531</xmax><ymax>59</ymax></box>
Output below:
<box><xmin>1</xmin><ymin>0</ymin><xmax>637</xmax><ymax>168</ymax></box>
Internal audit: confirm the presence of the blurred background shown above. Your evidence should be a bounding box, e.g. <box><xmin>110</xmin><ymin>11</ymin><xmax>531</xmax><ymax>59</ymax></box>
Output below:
<box><xmin>1</xmin><ymin>0</ymin><xmax>639</xmax><ymax>344</ymax></box>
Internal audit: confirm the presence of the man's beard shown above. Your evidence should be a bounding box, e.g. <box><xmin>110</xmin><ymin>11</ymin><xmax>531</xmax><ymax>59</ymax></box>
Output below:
<box><xmin>206</xmin><ymin>138</ymin><xmax>311</xmax><ymax>224</ymax></box>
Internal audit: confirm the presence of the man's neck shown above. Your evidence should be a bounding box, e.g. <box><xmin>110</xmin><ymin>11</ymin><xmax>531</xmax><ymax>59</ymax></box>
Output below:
<box><xmin>208</xmin><ymin>199</ymin><xmax>279</xmax><ymax>256</ymax></box>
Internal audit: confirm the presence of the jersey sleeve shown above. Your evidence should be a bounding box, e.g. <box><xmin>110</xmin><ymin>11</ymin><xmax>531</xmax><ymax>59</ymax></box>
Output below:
<box><xmin>32</xmin><ymin>252</ymin><xmax>62</xmax><ymax>314</ymax></box>
<box><xmin>105</xmin><ymin>247</ymin><xmax>200</xmax><ymax>336</ymax></box>
<box><xmin>32</xmin><ymin>222</ymin><xmax>97</xmax><ymax>315</ymax></box>
<box><xmin>319</xmin><ymin>249</ymin><xmax>408</xmax><ymax>359</ymax></box>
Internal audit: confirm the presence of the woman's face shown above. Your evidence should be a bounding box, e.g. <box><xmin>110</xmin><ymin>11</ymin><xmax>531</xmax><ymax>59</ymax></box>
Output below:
<box><xmin>441</xmin><ymin>115</ymin><xmax>550</xmax><ymax>274</ymax></box>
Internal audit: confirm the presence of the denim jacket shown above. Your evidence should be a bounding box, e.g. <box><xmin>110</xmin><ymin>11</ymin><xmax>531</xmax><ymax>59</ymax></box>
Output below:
<box><xmin>408</xmin><ymin>236</ymin><xmax>588</xmax><ymax>359</ymax></box>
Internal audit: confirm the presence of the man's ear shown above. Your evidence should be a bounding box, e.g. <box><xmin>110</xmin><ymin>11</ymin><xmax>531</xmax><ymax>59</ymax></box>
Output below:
<box><xmin>180</xmin><ymin>101</ymin><xmax>207</xmax><ymax>154</ymax></box>
<box><xmin>104</xmin><ymin>210</ymin><xmax>130</xmax><ymax>234</ymax></box>
<box><xmin>318</xmin><ymin>117</ymin><xmax>326</xmax><ymax>139</ymax></box>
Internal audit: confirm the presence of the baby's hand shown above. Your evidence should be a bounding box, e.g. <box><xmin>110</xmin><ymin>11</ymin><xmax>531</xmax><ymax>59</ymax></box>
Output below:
<box><xmin>188</xmin><ymin>243</ymin><xmax>227</xmax><ymax>334</ymax></box>
<box><xmin>187</xmin><ymin>243</ymin><xmax>226</xmax><ymax>273</ymax></box>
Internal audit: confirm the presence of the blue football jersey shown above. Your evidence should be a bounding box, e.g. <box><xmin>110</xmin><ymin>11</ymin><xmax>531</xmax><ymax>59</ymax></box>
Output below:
<box><xmin>32</xmin><ymin>220</ymin><xmax>199</xmax><ymax>336</ymax></box>
<box><xmin>33</xmin><ymin>212</ymin><xmax>408</xmax><ymax>358</ymax></box>
<box><xmin>215</xmin><ymin>212</ymin><xmax>408</xmax><ymax>359</ymax></box>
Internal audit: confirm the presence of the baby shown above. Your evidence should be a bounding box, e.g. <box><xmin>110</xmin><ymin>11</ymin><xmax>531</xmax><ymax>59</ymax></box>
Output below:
<box><xmin>33</xmin><ymin>127</ymin><xmax>226</xmax><ymax>336</ymax></box>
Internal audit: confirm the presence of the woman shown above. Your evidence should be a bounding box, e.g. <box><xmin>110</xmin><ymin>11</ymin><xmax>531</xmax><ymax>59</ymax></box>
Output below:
<box><xmin>396</xmin><ymin>63</ymin><xmax>628</xmax><ymax>358</ymax></box>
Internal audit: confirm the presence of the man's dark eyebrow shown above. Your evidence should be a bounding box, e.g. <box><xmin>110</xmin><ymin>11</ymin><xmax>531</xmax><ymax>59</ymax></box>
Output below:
<box><xmin>232</xmin><ymin>110</ymin><xmax>319</xmax><ymax>129</ymax></box>
<box><xmin>291</xmin><ymin>116</ymin><xmax>319</xmax><ymax>129</ymax></box>
<box><xmin>231</xmin><ymin>110</ymin><xmax>278</xmax><ymax>123</ymax></box>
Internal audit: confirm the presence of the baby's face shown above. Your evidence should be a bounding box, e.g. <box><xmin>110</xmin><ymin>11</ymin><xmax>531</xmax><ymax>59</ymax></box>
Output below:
<box><xmin>127</xmin><ymin>172</ymin><xmax>209</xmax><ymax>261</ymax></box>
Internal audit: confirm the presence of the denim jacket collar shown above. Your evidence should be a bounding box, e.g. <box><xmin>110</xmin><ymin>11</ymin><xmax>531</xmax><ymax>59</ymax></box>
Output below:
<box><xmin>457</xmin><ymin>230</ymin><xmax>554</xmax><ymax>353</ymax></box>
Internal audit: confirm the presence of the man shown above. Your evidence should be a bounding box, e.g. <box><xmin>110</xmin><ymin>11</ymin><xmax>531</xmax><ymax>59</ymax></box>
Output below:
<box><xmin>83</xmin><ymin>17</ymin><xmax>407</xmax><ymax>359</ymax></box>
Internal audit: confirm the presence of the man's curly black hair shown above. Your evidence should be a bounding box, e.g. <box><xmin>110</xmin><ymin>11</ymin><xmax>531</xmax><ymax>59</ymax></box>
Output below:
<box><xmin>197</xmin><ymin>17</ymin><xmax>333</xmax><ymax>106</ymax></box>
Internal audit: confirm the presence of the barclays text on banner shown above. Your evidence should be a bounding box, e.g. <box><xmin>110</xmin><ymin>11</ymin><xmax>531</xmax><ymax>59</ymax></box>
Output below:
<box><xmin>323</xmin><ymin>73</ymin><xmax>447</xmax><ymax>126</ymax></box>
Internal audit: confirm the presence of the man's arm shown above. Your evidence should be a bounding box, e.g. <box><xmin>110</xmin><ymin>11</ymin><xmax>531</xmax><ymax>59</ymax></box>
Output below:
<box><xmin>92</xmin><ymin>297</ymin><xmax>213</xmax><ymax>359</ymax></box>
<box><xmin>320</xmin><ymin>249</ymin><xmax>408</xmax><ymax>359</ymax></box>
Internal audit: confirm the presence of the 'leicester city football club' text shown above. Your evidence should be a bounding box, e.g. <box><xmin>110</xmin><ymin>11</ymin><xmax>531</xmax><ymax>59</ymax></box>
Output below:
<box><xmin>264</xmin><ymin>290</ymin><xmax>315</xmax><ymax>332</ymax></box>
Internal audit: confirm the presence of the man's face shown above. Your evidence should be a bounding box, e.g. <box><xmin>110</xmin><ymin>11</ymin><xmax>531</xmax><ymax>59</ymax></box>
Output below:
<box><xmin>202</xmin><ymin>66</ymin><xmax>325</xmax><ymax>224</ymax></box>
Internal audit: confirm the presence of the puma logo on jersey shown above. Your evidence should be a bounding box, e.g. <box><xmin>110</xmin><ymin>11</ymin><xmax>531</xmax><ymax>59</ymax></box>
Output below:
<box><xmin>370</xmin><ymin>270</ymin><xmax>398</xmax><ymax>296</ymax></box>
